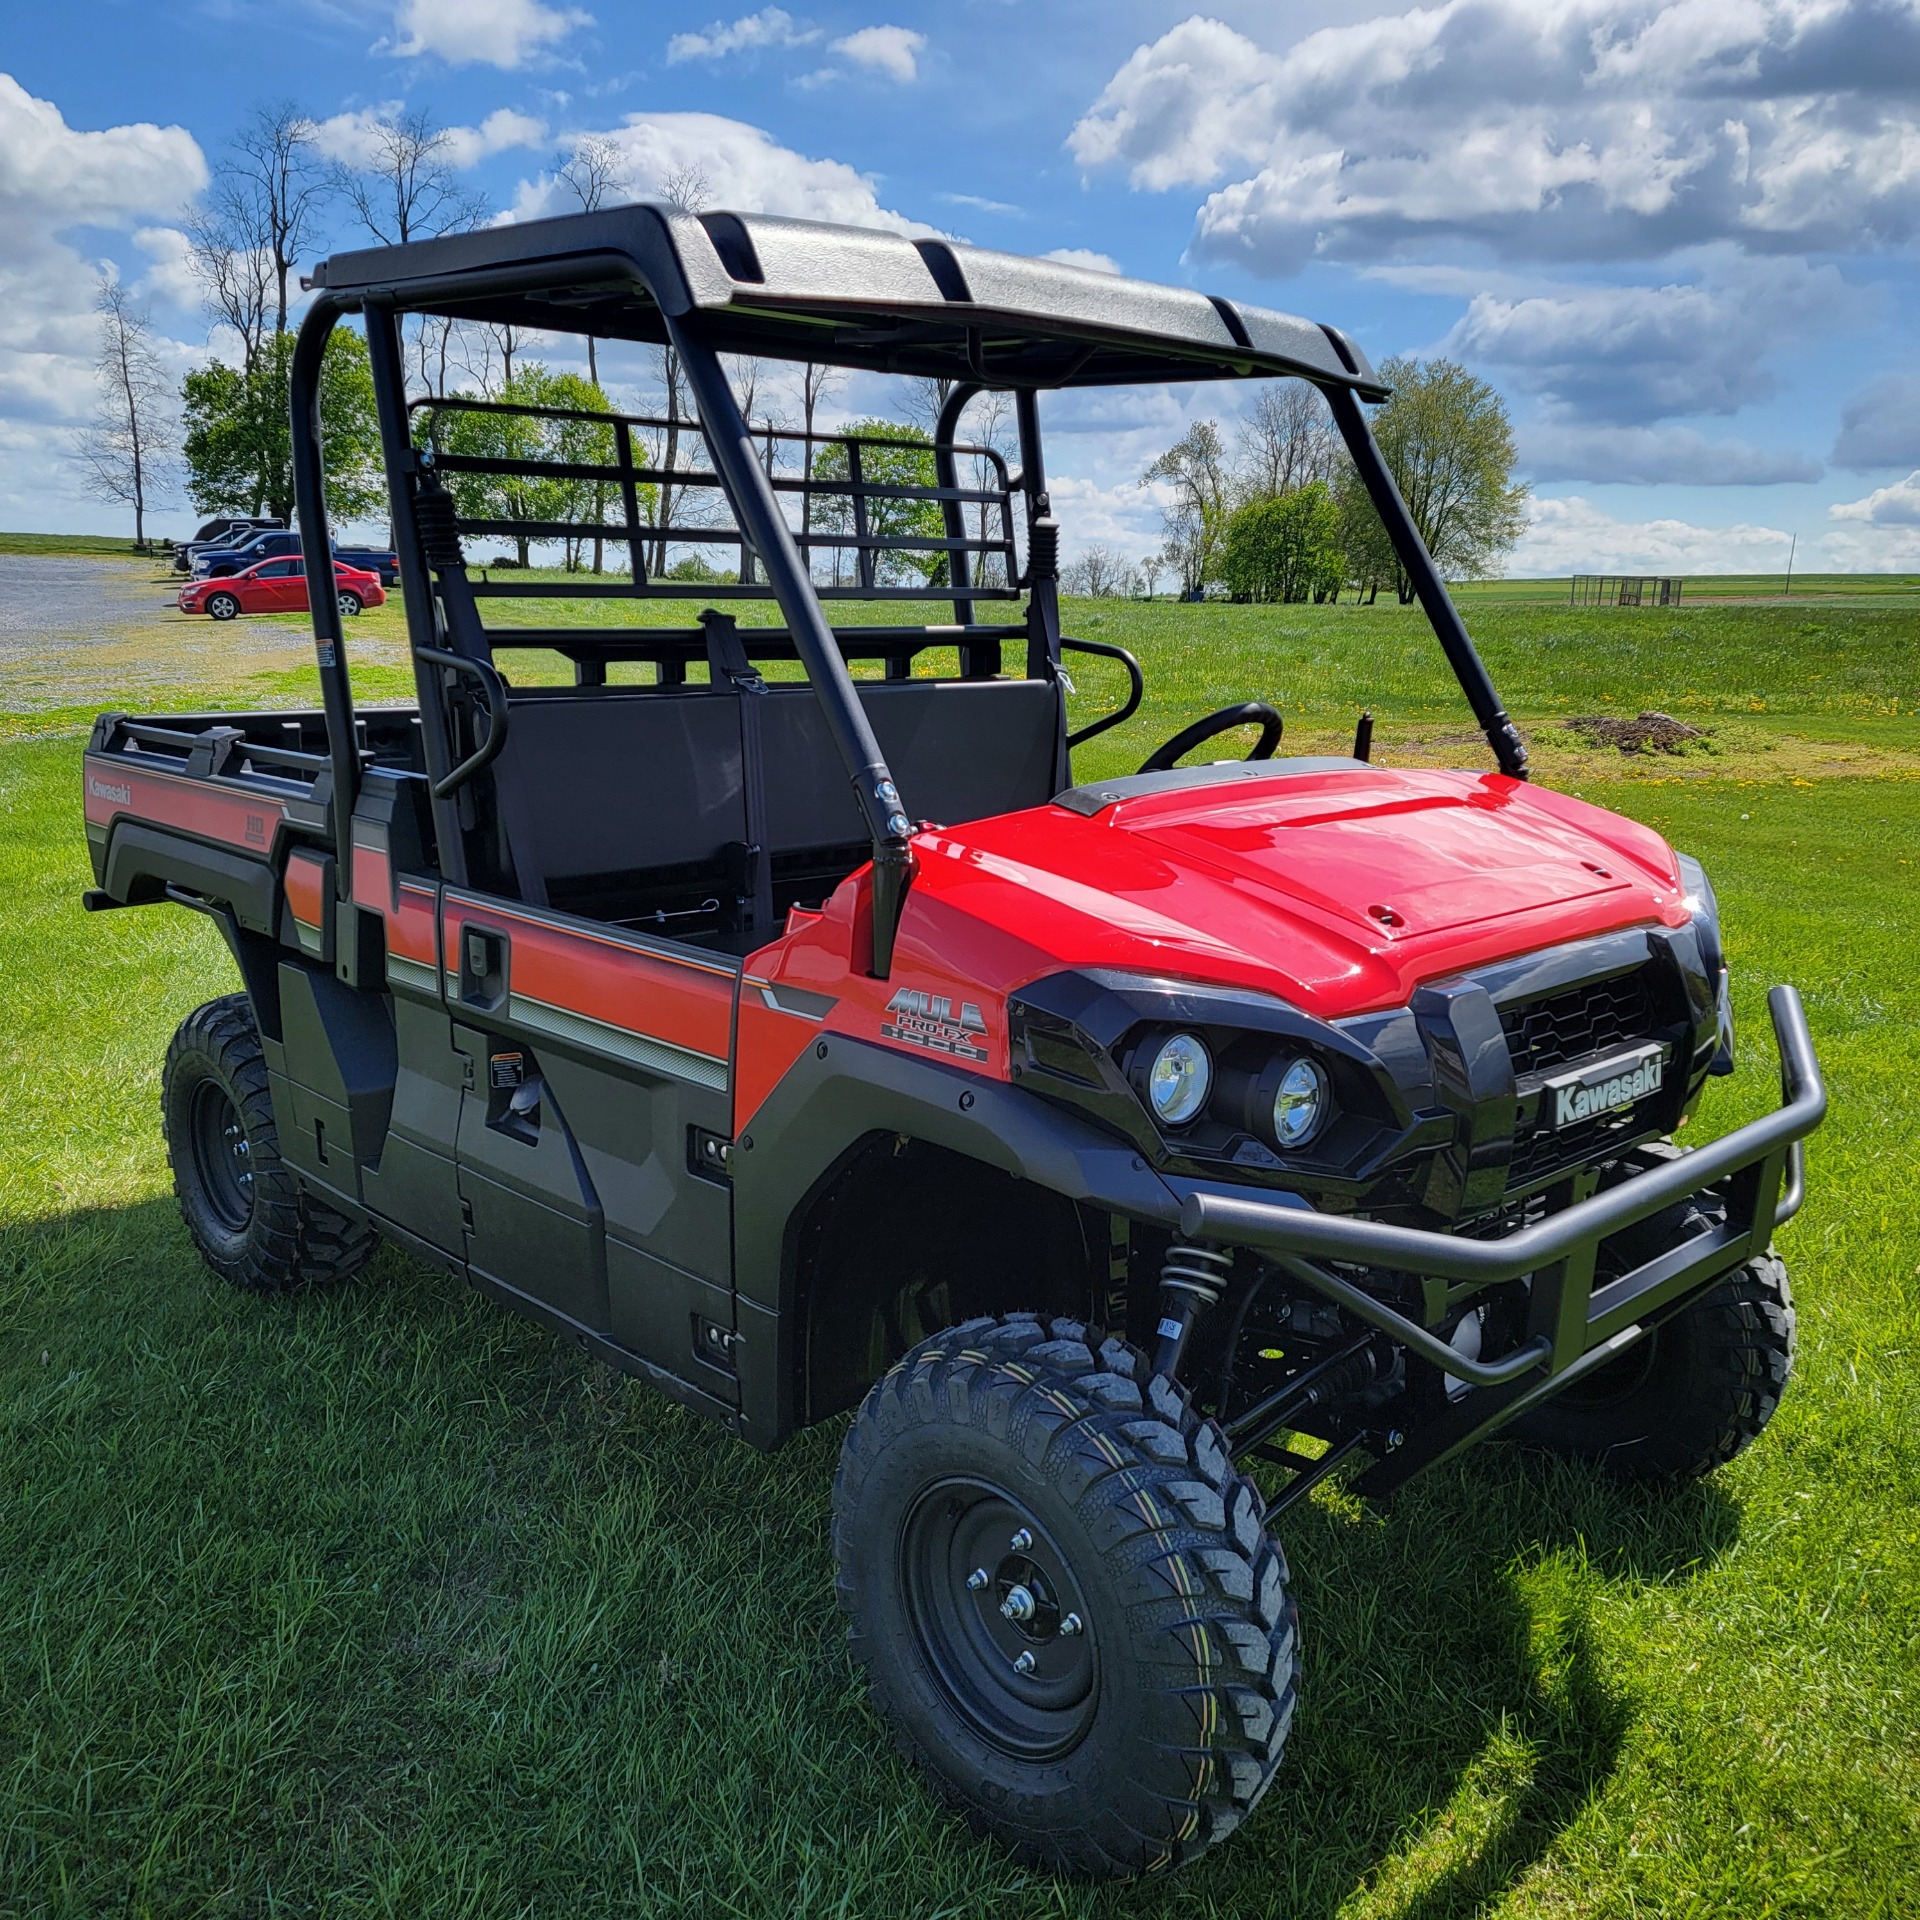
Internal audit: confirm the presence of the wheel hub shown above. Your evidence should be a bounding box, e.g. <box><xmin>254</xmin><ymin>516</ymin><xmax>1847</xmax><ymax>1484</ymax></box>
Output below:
<box><xmin>902</xmin><ymin>1479</ymin><xmax>1099</xmax><ymax>1761</ymax></box>
<box><xmin>188</xmin><ymin>1079</ymin><xmax>254</xmax><ymax>1233</ymax></box>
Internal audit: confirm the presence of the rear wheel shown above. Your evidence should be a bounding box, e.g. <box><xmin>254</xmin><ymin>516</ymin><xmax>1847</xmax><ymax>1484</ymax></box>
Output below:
<box><xmin>1509</xmin><ymin>1252</ymin><xmax>1794</xmax><ymax>1479</ymax></box>
<box><xmin>205</xmin><ymin>591</ymin><xmax>240</xmax><ymax>621</ymax></box>
<box><xmin>336</xmin><ymin>589</ymin><xmax>363</xmax><ymax>617</ymax></box>
<box><xmin>834</xmin><ymin>1313</ymin><xmax>1298</xmax><ymax>1877</ymax></box>
<box><xmin>162</xmin><ymin>995</ymin><xmax>376</xmax><ymax>1293</ymax></box>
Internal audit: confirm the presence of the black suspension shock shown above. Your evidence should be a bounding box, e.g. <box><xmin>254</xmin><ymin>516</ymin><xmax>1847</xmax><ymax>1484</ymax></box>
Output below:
<box><xmin>1152</xmin><ymin>1240</ymin><xmax>1234</xmax><ymax>1382</ymax></box>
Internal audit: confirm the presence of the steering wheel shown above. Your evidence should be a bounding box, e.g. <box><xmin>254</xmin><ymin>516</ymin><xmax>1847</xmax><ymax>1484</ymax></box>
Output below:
<box><xmin>1137</xmin><ymin>701</ymin><xmax>1283</xmax><ymax>775</ymax></box>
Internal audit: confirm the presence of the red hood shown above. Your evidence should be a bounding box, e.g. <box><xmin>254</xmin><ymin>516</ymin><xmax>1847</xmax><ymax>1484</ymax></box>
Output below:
<box><xmin>884</xmin><ymin>766</ymin><xmax>1688</xmax><ymax>1021</ymax></box>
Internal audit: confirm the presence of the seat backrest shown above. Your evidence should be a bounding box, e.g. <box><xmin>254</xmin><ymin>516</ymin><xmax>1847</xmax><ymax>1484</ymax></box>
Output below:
<box><xmin>490</xmin><ymin>675</ymin><xmax>1063</xmax><ymax>903</ymax></box>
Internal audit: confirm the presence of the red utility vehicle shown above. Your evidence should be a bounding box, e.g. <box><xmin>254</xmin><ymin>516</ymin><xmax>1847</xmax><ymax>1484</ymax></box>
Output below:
<box><xmin>178</xmin><ymin>556</ymin><xmax>385</xmax><ymax>621</ymax></box>
<box><xmin>83</xmin><ymin>207</ymin><xmax>1823</xmax><ymax>1879</ymax></box>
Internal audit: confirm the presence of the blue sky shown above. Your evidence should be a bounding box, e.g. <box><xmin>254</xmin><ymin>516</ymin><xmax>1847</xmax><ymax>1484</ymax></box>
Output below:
<box><xmin>6</xmin><ymin>0</ymin><xmax>1920</xmax><ymax>573</ymax></box>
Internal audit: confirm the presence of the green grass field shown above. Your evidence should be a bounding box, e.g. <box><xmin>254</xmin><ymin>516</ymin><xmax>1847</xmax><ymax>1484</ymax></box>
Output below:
<box><xmin>3</xmin><ymin>568</ymin><xmax>1919</xmax><ymax>1914</ymax></box>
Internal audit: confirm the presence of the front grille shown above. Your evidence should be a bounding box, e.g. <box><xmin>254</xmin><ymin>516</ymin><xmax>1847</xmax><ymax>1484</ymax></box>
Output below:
<box><xmin>1499</xmin><ymin>969</ymin><xmax>1655</xmax><ymax>1075</ymax></box>
<box><xmin>1507</xmin><ymin>1101</ymin><xmax>1660</xmax><ymax>1188</ymax></box>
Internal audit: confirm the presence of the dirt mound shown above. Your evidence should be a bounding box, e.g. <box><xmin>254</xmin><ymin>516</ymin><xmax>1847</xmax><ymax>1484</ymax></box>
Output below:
<box><xmin>1563</xmin><ymin>710</ymin><xmax>1713</xmax><ymax>754</ymax></box>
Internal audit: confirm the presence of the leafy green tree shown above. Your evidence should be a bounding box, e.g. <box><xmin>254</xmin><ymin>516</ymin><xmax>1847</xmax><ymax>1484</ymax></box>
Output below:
<box><xmin>1144</xmin><ymin>419</ymin><xmax>1229</xmax><ymax>597</ymax></box>
<box><xmin>1338</xmin><ymin>356</ymin><xmax>1528</xmax><ymax>603</ymax></box>
<box><xmin>427</xmin><ymin>366</ymin><xmax>639</xmax><ymax>569</ymax></box>
<box><xmin>809</xmin><ymin>420</ymin><xmax>946</xmax><ymax>587</ymax></box>
<box><xmin>182</xmin><ymin>327</ymin><xmax>382</xmax><ymax>526</ymax></box>
<box><xmin>1333</xmin><ymin>462</ymin><xmax>1398</xmax><ymax>604</ymax></box>
<box><xmin>1222</xmin><ymin>482</ymin><xmax>1345</xmax><ymax>604</ymax></box>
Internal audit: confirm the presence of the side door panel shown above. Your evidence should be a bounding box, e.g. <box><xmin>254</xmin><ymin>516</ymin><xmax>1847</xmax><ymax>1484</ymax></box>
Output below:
<box><xmin>440</xmin><ymin>891</ymin><xmax>740</xmax><ymax>1400</ymax></box>
<box><xmin>348</xmin><ymin>827</ymin><xmax>466</xmax><ymax>1255</ymax></box>
<box><xmin>450</xmin><ymin>1018</ymin><xmax>608</xmax><ymax>1332</ymax></box>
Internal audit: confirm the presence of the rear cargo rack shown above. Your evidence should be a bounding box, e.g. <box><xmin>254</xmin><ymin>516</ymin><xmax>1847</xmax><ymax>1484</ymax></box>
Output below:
<box><xmin>408</xmin><ymin>394</ymin><xmax>1021</xmax><ymax>605</ymax></box>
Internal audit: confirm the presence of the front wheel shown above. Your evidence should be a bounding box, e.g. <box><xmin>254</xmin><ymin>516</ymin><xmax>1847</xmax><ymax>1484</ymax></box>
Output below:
<box><xmin>833</xmin><ymin>1314</ymin><xmax>1298</xmax><ymax>1878</ymax></box>
<box><xmin>205</xmin><ymin>591</ymin><xmax>240</xmax><ymax>621</ymax></box>
<box><xmin>1508</xmin><ymin>1252</ymin><xmax>1795</xmax><ymax>1479</ymax></box>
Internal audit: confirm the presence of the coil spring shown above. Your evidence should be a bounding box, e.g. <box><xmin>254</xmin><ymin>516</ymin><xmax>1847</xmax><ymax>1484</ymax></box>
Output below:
<box><xmin>1158</xmin><ymin>1240</ymin><xmax>1233</xmax><ymax>1307</ymax></box>
<box><xmin>413</xmin><ymin>472</ymin><xmax>466</xmax><ymax>571</ymax></box>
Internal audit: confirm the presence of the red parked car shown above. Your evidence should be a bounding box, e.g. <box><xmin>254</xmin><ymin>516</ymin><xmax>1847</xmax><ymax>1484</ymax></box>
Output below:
<box><xmin>178</xmin><ymin>556</ymin><xmax>386</xmax><ymax>621</ymax></box>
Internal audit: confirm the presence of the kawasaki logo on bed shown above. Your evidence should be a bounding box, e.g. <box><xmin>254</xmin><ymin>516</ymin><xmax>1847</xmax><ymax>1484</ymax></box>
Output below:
<box><xmin>87</xmin><ymin>775</ymin><xmax>131</xmax><ymax>805</ymax></box>
<box><xmin>1545</xmin><ymin>1044</ymin><xmax>1664</xmax><ymax>1129</ymax></box>
<box><xmin>882</xmin><ymin>989</ymin><xmax>989</xmax><ymax>1062</ymax></box>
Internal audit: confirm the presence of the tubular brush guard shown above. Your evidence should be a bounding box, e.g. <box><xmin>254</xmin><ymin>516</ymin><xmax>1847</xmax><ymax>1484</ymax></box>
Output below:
<box><xmin>1180</xmin><ymin>985</ymin><xmax>1825</xmax><ymax>1496</ymax></box>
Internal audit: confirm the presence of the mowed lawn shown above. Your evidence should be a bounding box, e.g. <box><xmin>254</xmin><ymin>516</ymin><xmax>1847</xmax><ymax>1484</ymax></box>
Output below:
<box><xmin>3</xmin><ymin>593</ymin><xmax>1919</xmax><ymax>1916</ymax></box>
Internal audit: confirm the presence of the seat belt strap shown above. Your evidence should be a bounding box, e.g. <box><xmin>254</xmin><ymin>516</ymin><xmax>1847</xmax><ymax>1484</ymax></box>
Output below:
<box><xmin>700</xmin><ymin>609</ymin><xmax>774</xmax><ymax>934</ymax></box>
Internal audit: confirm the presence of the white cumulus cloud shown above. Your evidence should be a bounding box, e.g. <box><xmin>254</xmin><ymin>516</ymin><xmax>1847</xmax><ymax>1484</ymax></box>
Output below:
<box><xmin>1830</xmin><ymin>471</ymin><xmax>1920</xmax><ymax>527</ymax></box>
<box><xmin>667</xmin><ymin>8</ymin><xmax>818</xmax><ymax>62</ymax></box>
<box><xmin>831</xmin><ymin>25</ymin><xmax>927</xmax><ymax>83</ymax></box>
<box><xmin>507</xmin><ymin>111</ymin><xmax>936</xmax><ymax>234</ymax></box>
<box><xmin>1071</xmin><ymin>3</ymin><xmax>1920</xmax><ymax>271</ymax></box>
<box><xmin>1042</xmin><ymin>246</ymin><xmax>1122</xmax><ymax>274</ymax></box>
<box><xmin>0</xmin><ymin>75</ymin><xmax>205</xmax><ymax>438</ymax></box>
<box><xmin>391</xmin><ymin>0</ymin><xmax>590</xmax><ymax>70</ymax></box>
<box><xmin>1510</xmin><ymin>495</ymin><xmax>1797</xmax><ymax>575</ymax></box>
<box><xmin>313</xmin><ymin>103</ymin><xmax>547</xmax><ymax>170</ymax></box>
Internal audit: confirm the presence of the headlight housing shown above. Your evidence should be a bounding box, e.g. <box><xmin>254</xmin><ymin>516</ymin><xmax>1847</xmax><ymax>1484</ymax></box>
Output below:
<box><xmin>1146</xmin><ymin>1032</ymin><xmax>1211</xmax><ymax>1126</ymax></box>
<box><xmin>1271</xmin><ymin>1056</ymin><xmax>1331</xmax><ymax>1148</ymax></box>
<box><xmin>1677</xmin><ymin>851</ymin><xmax>1734</xmax><ymax>1074</ymax></box>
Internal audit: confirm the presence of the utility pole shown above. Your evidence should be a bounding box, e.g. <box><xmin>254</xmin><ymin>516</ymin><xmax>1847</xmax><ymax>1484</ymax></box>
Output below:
<box><xmin>1783</xmin><ymin>532</ymin><xmax>1796</xmax><ymax>598</ymax></box>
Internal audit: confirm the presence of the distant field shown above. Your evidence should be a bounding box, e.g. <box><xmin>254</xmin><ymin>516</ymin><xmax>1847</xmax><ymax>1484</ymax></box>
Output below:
<box><xmin>0</xmin><ymin>530</ymin><xmax>170</xmax><ymax>557</ymax></box>
<box><xmin>1455</xmin><ymin>574</ymin><xmax>1920</xmax><ymax>606</ymax></box>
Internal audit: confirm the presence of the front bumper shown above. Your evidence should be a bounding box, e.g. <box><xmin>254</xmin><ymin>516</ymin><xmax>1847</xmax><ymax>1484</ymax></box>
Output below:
<box><xmin>1180</xmin><ymin>985</ymin><xmax>1824</xmax><ymax>1493</ymax></box>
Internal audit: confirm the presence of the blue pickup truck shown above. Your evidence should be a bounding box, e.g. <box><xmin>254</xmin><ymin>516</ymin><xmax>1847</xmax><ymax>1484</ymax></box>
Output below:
<box><xmin>190</xmin><ymin>527</ymin><xmax>399</xmax><ymax>586</ymax></box>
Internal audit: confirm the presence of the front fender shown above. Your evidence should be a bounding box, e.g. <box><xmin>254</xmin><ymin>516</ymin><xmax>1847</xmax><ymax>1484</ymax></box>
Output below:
<box><xmin>730</xmin><ymin>1032</ymin><xmax>1184</xmax><ymax>1446</ymax></box>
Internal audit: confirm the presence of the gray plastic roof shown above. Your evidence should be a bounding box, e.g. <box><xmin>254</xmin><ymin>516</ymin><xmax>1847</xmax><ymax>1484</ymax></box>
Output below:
<box><xmin>311</xmin><ymin>203</ymin><xmax>1384</xmax><ymax>397</ymax></box>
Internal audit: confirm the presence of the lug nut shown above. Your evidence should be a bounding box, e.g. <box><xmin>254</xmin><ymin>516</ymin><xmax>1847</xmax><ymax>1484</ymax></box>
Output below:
<box><xmin>999</xmin><ymin>1584</ymin><xmax>1036</xmax><ymax>1622</ymax></box>
<box><xmin>1060</xmin><ymin>1612</ymin><xmax>1082</xmax><ymax>1637</ymax></box>
<box><xmin>1009</xmin><ymin>1528</ymin><xmax>1033</xmax><ymax>1552</ymax></box>
<box><xmin>966</xmin><ymin>1568</ymin><xmax>989</xmax><ymax>1591</ymax></box>
<box><xmin>1012</xmin><ymin>1651</ymin><xmax>1036</xmax><ymax>1675</ymax></box>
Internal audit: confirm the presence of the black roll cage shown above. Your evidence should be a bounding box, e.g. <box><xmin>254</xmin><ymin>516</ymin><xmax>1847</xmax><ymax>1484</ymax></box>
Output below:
<box><xmin>288</xmin><ymin>208</ymin><xmax>1527</xmax><ymax>974</ymax></box>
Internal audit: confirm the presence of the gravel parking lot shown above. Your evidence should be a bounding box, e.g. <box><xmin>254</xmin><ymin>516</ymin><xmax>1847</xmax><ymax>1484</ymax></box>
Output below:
<box><xmin>0</xmin><ymin>551</ymin><xmax>401</xmax><ymax>711</ymax></box>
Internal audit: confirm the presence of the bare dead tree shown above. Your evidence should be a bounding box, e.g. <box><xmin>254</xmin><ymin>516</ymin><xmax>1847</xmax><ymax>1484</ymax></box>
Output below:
<box><xmin>797</xmin><ymin>359</ymin><xmax>844</xmax><ymax>576</ymax></box>
<box><xmin>183</xmin><ymin>102</ymin><xmax>325</xmax><ymax>373</ymax></box>
<box><xmin>1236</xmin><ymin>381</ymin><xmax>1338</xmax><ymax>502</ymax></box>
<box><xmin>341</xmin><ymin>107</ymin><xmax>484</xmax><ymax>246</ymax></box>
<box><xmin>235</xmin><ymin>103</ymin><xmax>329</xmax><ymax>335</ymax></box>
<box><xmin>338</xmin><ymin>106</ymin><xmax>485</xmax><ymax>389</ymax></box>
<box><xmin>555</xmin><ymin>136</ymin><xmax>631</xmax><ymax>391</ymax></box>
<box><xmin>642</xmin><ymin>165</ymin><xmax>714</xmax><ymax>577</ymax></box>
<box><xmin>552</xmin><ymin>135</ymin><xmax>636</xmax><ymax>569</ymax></box>
<box><xmin>74</xmin><ymin>277</ymin><xmax>174</xmax><ymax>546</ymax></box>
<box><xmin>183</xmin><ymin>199</ymin><xmax>273</xmax><ymax>374</ymax></box>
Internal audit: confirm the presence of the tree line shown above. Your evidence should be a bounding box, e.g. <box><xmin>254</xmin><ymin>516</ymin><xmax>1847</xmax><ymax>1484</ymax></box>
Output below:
<box><xmin>1067</xmin><ymin>359</ymin><xmax>1527</xmax><ymax>605</ymax></box>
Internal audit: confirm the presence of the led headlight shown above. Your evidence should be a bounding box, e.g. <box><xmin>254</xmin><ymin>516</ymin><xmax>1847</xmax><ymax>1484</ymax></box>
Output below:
<box><xmin>1272</xmin><ymin>1056</ymin><xmax>1331</xmax><ymax>1148</ymax></box>
<box><xmin>1147</xmin><ymin>1033</ymin><xmax>1212</xmax><ymax>1126</ymax></box>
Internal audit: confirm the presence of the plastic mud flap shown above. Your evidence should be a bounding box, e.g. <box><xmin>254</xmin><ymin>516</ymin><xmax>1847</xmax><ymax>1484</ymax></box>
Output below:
<box><xmin>1177</xmin><ymin>985</ymin><xmax>1826</xmax><ymax>1493</ymax></box>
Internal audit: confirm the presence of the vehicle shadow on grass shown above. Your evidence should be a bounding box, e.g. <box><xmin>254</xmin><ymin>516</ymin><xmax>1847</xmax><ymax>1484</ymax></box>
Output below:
<box><xmin>1141</xmin><ymin>1451</ymin><xmax>1741</xmax><ymax>1920</ymax></box>
<box><xmin>0</xmin><ymin>1203</ymin><xmax>1744</xmax><ymax>1919</ymax></box>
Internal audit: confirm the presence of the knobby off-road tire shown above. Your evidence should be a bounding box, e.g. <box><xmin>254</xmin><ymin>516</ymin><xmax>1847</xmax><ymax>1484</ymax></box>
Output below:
<box><xmin>162</xmin><ymin>994</ymin><xmax>376</xmax><ymax>1293</ymax></box>
<box><xmin>833</xmin><ymin>1313</ymin><xmax>1298</xmax><ymax>1878</ymax></box>
<box><xmin>1510</xmin><ymin>1252</ymin><xmax>1795</xmax><ymax>1480</ymax></box>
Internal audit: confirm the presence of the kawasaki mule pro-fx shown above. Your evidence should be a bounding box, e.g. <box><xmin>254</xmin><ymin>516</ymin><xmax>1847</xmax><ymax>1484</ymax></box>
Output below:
<box><xmin>82</xmin><ymin>206</ymin><xmax>1825</xmax><ymax>1876</ymax></box>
